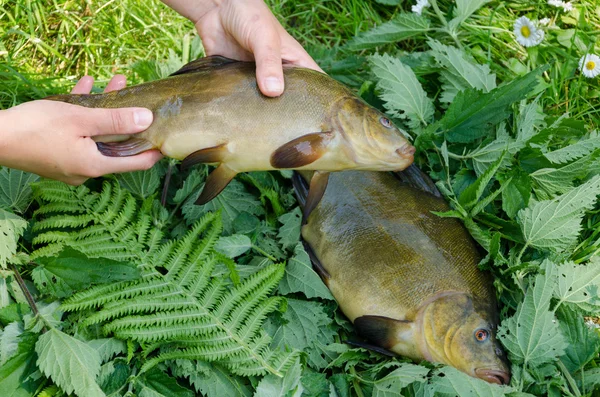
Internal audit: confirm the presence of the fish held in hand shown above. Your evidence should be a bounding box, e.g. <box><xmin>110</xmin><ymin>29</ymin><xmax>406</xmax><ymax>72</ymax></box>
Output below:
<box><xmin>46</xmin><ymin>56</ymin><xmax>414</xmax><ymax>207</ymax></box>
<box><xmin>293</xmin><ymin>166</ymin><xmax>510</xmax><ymax>385</ymax></box>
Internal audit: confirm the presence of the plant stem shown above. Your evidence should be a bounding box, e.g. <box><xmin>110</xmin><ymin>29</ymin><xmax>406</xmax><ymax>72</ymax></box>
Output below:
<box><xmin>9</xmin><ymin>263</ymin><xmax>39</xmax><ymax>317</ymax></box>
<box><xmin>429</xmin><ymin>0</ymin><xmax>448</xmax><ymax>27</ymax></box>
<box><xmin>557</xmin><ymin>360</ymin><xmax>582</xmax><ymax>397</ymax></box>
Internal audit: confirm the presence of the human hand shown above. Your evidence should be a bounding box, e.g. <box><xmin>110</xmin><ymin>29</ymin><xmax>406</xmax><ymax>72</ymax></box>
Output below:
<box><xmin>162</xmin><ymin>0</ymin><xmax>323</xmax><ymax>97</ymax></box>
<box><xmin>0</xmin><ymin>75</ymin><xmax>163</xmax><ymax>185</ymax></box>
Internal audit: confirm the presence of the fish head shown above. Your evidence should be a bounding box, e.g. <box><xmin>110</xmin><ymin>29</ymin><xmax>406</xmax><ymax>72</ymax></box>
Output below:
<box><xmin>334</xmin><ymin>98</ymin><xmax>415</xmax><ymax>171</ymax></box>
<box><xmin>419</xmin><ymin>292</ymin><xmax>510</xmax><ymax>385</ymax></box>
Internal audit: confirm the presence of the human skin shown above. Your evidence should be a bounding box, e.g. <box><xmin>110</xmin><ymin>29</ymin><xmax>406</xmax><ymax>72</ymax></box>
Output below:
<box><xmin>0</xmin><ymin>0</ymin><xmax>320</xmax><ymax>184</ymax></box>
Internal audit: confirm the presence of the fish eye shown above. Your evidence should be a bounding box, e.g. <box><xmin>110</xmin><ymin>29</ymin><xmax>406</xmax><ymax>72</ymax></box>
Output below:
<box><xmin>475</xmin><ymin>328</ymin><xmax>489</xmax><ymax>342</ymax></box>
<box><xmin>380</xmin><ymin>117</ymin><xmax>392</xmax><ymax>129</ymax></box>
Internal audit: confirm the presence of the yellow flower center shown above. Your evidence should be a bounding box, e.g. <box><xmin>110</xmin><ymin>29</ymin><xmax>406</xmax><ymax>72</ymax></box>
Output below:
<box><xmin>521</xmin><ymin>26</ymin><xmax>531</xmax><ymax>38</ymax></box>
<box><xmin>586</xmin><ymin>61</ymin><xmax>596</xmax><ymax>70</ymax></box>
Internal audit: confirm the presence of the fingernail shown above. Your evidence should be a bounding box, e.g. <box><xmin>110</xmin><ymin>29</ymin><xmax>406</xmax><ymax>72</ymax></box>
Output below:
<box><xmin>264</xmin><ymin>77</ymin><xmax>283</xmax><ymax>95</ymax></box>
<box><xmin>134</xmin><ymin>109</ymin><xmax>153</xmax><ymax>128</ymax></box>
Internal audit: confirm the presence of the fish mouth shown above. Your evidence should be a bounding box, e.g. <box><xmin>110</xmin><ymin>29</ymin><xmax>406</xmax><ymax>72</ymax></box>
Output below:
<box><xmin>396</xmin><ymin>144</ymin><xmax>416</xmax><ymax>159</ymax></box>
<box><xmin>475</xmin><ymin>368</ymin><xmax>511</xmax><ymax>385</ymax></box>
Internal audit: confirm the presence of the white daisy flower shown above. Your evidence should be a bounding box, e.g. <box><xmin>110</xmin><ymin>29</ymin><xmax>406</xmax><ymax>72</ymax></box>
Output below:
<box><xmin>579</xmin><ymin>54</ymin><xmax>600</xmax><ymax>78</ymax></box>
<box><xmin>548</xmin><ymin>0</ymin><xmax>563</xmax><ymax>6</ymax></box>
<box><xmin>411</xmin><ymin>0</ymin><xmax>430</xmax><ymax>15</ymax></box>
<box><xmin>513</xmin><ymin>17</ymin><xmax>544</xmax><ymax>47</ymax></box>
<box><xmin>562</xmin><ymin>1</ymin><xmax>574</xmax><ymax>11</ymax></box>
<box><xmin>539</xmin><ymin>17</ymin><xmax>551</xmax><ymax>26</ymax></box>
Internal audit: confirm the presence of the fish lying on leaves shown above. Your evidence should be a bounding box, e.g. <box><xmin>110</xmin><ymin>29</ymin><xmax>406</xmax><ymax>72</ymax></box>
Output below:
<box><xmin>46</xmin><ymin>56</ymin><xmax>415</xmax><ymax>210</ymax></box>
<box><xmin>292</xmin><ymin>166</ymin><xmax>511</xmax><ymax>385</ymax></box>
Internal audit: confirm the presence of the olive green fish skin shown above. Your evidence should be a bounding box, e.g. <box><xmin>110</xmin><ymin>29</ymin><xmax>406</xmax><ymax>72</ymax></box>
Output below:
<box><xmin>301</xmin><ymin>170</ymin><xmax>509</xmax><ymax>384</ymax></box>
<box><xmin>47</xmin><ymin>60</ymin><xmax>414</xmax><ymax>174</ymax></box>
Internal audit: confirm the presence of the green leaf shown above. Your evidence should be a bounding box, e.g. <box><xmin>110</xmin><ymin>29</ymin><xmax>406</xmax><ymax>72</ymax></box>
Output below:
<box><xmin>116</xmin><ymin>167</ymin><xmax>161</xmax><ymax>199</ymax></box>
<box><xmin>516</xmin><ymin>99</ymin><xmax>545</xmax><ymax>143</ymax></box>
<box><xmin>518</xmin><ymin>175</ymin><xmax>600</xmax><ymax>252</ymax></box>
<box><xmin>468</xmin><ymin>138</ymin><xmax>522</xmax><ymax>177</ymax></box>
<box><xmin>35</xmin><ymin>328</ymin><xmax>104</xmax><ymax>397</ymax></box>
<box><xmin>441</xmin><ymin>67</ymin><xmax>544</xmax><ymax>143</ymax></box>
<box><xmin>459</xmin><ymin>151</ymin><xmax>506</xmax><ymax>211</ymax></box>
<box><xmin>557</xmin><ymin>306</ymin><xmax>600</xmax><ymax>373</ymax></box>
<box><xmin>498</xmin><ymin>262</ymin><xmax>567</xmax><ymax>368</ymax></box>
<box><xmin>428</xmin><ymin>40</ymin><xmax>496</xmax><ymax>103</ymax></box>
<box><xmin>0</xmin><ymin>321</ymin><xmax>22</xmax><ymax>365</ymax></box>
<box><xmin>544</xmin><ymin>135</ymin><xmax>600</xmax><ymax>164</ymax></box>
<box><xmin>32</xmin><ymin>247</ymin><xmax>140</xmax><ymax>298</ymax></box>
<box><xmin>372</xmin><ymin>363</ymin><xmax>429</xmax><ymax>396</ymax></box>
<box><xmin>215</xmin><ymin>234</ymin><xmax>252</xmax><ymax>258</ymax></box>
<box><xmin>278</xmin><ymin>243</ymin><xmax>333</xmax><ymax>300</ymax></box>
<box><xmin>173</xmin><ymin>168</ymin><xmax>204</xmax><ymax>204</ymax></box>
<box><xmin>449</xmin><ymin>0</ymin><xmax>492</xmax><ymax>29</ymax></box>
<box><xmin>270</xmin><ymin>299</ymin><xmax>336</xmax><ymax>369</ymax></box>
<box><xmin>86</xmin><ymin>338</ymin><xmax>127</xmax><ymax>363</ymax></box>
<box><xmin>530</xmin><ymin>154</ymin><xmax>597</xmax><ymax>198</ymax></box>
<box><xmin>370</xmin><ymin>54</ymin><xmax>434</xmax><ymax>130</ymax></box>
<box><xmin>347</xmin><ymin>13</ymin><xmax>431</xmax><ymax>50</ymax></box>
<box><xmin>176</xmin><ymin>361</ymin><xmax>252</xmax><ymax>397</ymax></box>
<box><xmin>0</xmin><ymin>168</ymin><xmax>39</xmax><ymax>214</ymax></box>
<box><xmin>501</xmin><ymin>168</ymin><xmax>531</xmax><ymax>219</ymax></box>
<box><xmin>183</xmin><ymin>179</ymin><xmax>263</xmax><ymax>234</ymax></box>
<box><xmin>135</xmin><ymin>367</ymin><xmax>194</xmax><ymax>397</ymax></box>
<box><xmin>0</xmin><ymin>333</ymin><xmax>43</xmax><ymax>397</ymax></box>
<box><xmin>554</xmin><ymin>258</ymin><xmax>600</xmax><ymax>313</ymax></box>
<box><xmin>426</xmin><ymin>366</ymin><xmax>509</xmax><ymax>396</ymax></box>
<box><xmin>0</xmin><ymin>209</ymin><xmax>27</xmax><ymax>269</ymax></box>
<box><xmin>277</xmin><ymin>207</ymin><xmax>302</xmax><ymax>251</ymax></box>
<box><xmin>254</xmin><ymin>358</ymin><xmax>303</xmax><ymax>397</ymax></box>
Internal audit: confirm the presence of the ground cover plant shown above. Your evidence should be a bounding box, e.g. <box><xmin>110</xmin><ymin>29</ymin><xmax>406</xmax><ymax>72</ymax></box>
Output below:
<box><xmin>1</xmin><ymin>0</ymin><xmax>600</xmax><ymax>396</ymax></box>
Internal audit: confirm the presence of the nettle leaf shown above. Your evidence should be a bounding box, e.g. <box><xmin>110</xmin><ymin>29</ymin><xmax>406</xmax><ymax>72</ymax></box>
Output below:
<box><xmin>347</xmin><ymin>13</ymin><xmax>430</xmax><ymax>50</ymax></box>
<box><xmin>31</xmin><ymin>247</ymin><xmax>140</xmax><ymax>298</ymax></box>
<box><xmin>554</xmin><ymin>258</ymin><xmax>600</xmax><ymax>313</ymax></box>
<box><xmin>468</xmin><ymin>138</ymin><xmax>522</xmax><ymax>177</ymax></box>
<box><xmin>530</xmin><ymin>153</ymin><xmax>597</xmax><ymax>199</ymax></box>
<box><xmin>459</xmin><ymin>151</ymin><xmax>506</xmax><ymax>211</ymax></box>
<box><xmin>0</xmin><ymin>332</ymin><xmax>43</xmax><ymax>397</ymax></box>
<box><xmin>557</xmin><ymin>306</ymin><xmax>600</xmax><ymax>373</ymax></box>
<box><xmin>278</xmin><ymin>243</ymin><xmax>333</xmax><ymax>300</ymax></box>
<box><xmin>35</xmin><ymin>328</ymin><xmax>104</xmax><ymax>397</ymax></box>
<box><xmin>254</xmin><ymin>358</ymin><xmax>303</xmax><ymax>397</ymax></box>
<box><xmin>215</xmin><ymin>234</ymin><xmax>252</xmax><ymax>258</ymax></box>
<box><xmin>427</xmin><ymin>366</ymin><xmax>510</xmax><ymax>396</ymax></box>
<box><xmin>116</xmin><ymin>166</ymin><xmax>162</xmax><ymax>199</ymax></box>
<box><xmin>173</xmin><ymin>169</ymin><xmax>204</xmax><ymax>204</ymax></box>
<box><xmin>516</xmin><ymin>98</ymin><xmax>545</xmax><ymax>143</ymax></box>
<box><xmin>544</xmin><ymin>135</ymin><xmax>600</xmax><ymax>164</ymax></box>
<box><xmin>370</xmin><ymin>54</ymin><xmax>434</xmax><ymax>130</ymax></box>
<box><xmin>372</xmin><ymin>363</ymin><xmax>429</xmax><ymax>396</ymax></box>
<box><xmin>441</xmin><ymin>67</ymin><xmax>544</xmax><ymax>143</ymax></box>
<box><xmin>277</xmin><ymin>207</ymin><xmax>302</xmax><ymax>251</ymax></box>
<box><xmin>135</xmin><ymin>367</ymin><xmax>194</xmax><ymax>397</ymax></box>
<box><xmin>428</xmin><ymin>40</ymin><xmax>496</xmax><ymax>103</ymax></box>
<box><xmin>501</xmin><ymin>168</ymin><xmax>531</xmax><ymax>219</ymax></box>
<box><xmin>174</xmin><ymin>361</ymin><xmax>252</xmax><ymax>397</ymax></box>
<box><xmin>270</xmin><ymin>299</ymin><xmax>336</xmax><ymax>369</ymax></box>
<box><xmin>0</xmin><ymin>321</ymin><xmax>22</xmax><ymax>365</ymax></box>
<box><xmin>498</xmin><ymin>262</ymin><xmax>567</xmax><ymax>368</ymax></box>
<box><xmin>449</xmin><ymin>0</ymin><xmax>492</xmax><ymax>29</ymax></box>
<box><xmin>0</xmin><ymin>209</ymin><xmax>27</xmax><ymax>269</ymax></box>
<box><xmin>183</xmin><ymin>178</ymin><xmax>263</xmax><ymax>234</ymax></box>
<box><xmin>0</xmin><ymin>168</ymin><xmax>39</xmax><ymax>214</ymax></box>
<box><xmin>518</xmin><ymin>175</ymin><xmax>600</xmax><ymax>252</ymax></box>
<box><xmin>86</xmin><ymin>338</ymin><xmax>126</xmax><ymax>364</ymax></box>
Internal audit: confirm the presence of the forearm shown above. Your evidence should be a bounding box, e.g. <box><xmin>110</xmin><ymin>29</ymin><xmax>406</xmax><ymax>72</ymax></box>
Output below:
<box><xmin>161</xmin><ymin>0</ymin><xmax>217</xmax><ymax>24</ymax></box>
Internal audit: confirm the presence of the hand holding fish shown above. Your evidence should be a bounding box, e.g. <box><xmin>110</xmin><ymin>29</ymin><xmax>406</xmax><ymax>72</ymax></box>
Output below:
<box><xmin>0</xmin><ymin>75</ymin><xmax>162</xmax><ymax>184</ymax></box>
<box><xmin>161</xmin><ymin>0</ymin><xmax>323</xmax><ymax>96</ymax></box>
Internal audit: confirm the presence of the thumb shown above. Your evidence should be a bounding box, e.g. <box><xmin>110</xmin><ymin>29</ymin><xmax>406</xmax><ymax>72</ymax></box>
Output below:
<box><xmin>250</xmin><ymin>23</ymin><xmax>284</xmax><ymax>97</ymax></box>
<box><xmin>86</xmin><ymin>107</ymin><xmax>154</xmax><ymax>136</ymax></box>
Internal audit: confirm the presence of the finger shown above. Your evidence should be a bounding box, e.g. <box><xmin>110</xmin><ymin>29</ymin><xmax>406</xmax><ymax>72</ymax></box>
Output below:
<box><xmin>104</xmin><ymin>75</ymin><xmax>127</xmax><ymax>93</ymax></box>
<box><xmin>82</xmin><ymin>107</ymin><xmax>154</xmax><ymax>137</ymax></box>
<box><xmin>249</xmin><ymin>22</ymin><xmax>284</xmax><ymax>97</ymax></box>
<box><xmin>280</xmin><ymin>30</ymin><xmax>324</xmax><ymax>72</ymax></box>
<box><xmin>71</xmin><ymin>76</ymin><xmax>95</xmax><ymax>94</ymax></box>
<box><xmin>93</xmin><ymin>150</ymin><xmax>164</xmax><ymax>176</ymax></box>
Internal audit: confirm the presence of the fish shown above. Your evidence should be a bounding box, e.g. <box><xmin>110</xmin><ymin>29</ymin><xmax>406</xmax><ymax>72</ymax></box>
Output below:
<box><xmin>46</xmin><ymin>56</ymin><xmax>415</xmax><ymax>210</ymax></box>
<box><xmin>292</xmin><ymin>166</ymin><xmax>511</xmax><ymax>385</ymax></box>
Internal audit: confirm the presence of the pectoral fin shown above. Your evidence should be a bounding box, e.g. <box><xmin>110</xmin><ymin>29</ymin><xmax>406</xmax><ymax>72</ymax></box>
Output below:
<box><xmin>354</xmin><ymin>315</ymin><xmax>412</xmax><ymax>350</ymax></box>
<box><xmin>181</xmin><ymin>144</ymin><xmax>228</xmax><ymax>170</ymax></box>
<box><xmin>303</xmin><ymin>171</ymin><xmax>329</xmax><ymax>222</ymax></box>
<box><xmin>344</xmin><ymin>340</ymin><xmax>397</xmax><ymax>357</ymax></box>
<box><xmin>196</xmin><ymin>164</ymin><xmax>237</xmax><ymax>205</ymax></box>
<box><xmin>96</xmin><ymin>138</ymin><xmax>155</xmax><ymax>157</ymax></box>
<box><xmin>270</xmin><ymin>132</ymin><xmax>333</xmax><ymax>169</ymax></box>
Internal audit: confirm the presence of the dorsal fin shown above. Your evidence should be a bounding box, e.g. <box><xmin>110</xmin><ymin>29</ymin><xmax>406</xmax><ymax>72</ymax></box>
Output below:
<box><xmin>170</xmin><ymin>55</ymin><xmax>240</xmax><ymax>76</ymax></box>
<box><xmin>393</xmin><ymin>164</ymin><xmax>442</xmax><ymax>198</ymax></box>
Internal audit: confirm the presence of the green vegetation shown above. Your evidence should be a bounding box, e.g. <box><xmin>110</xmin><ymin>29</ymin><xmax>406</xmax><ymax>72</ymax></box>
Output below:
<box><xmin>2</xmin><ymin>0</ymin><xmax>600</xmax><ymax>396</ymax></box>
